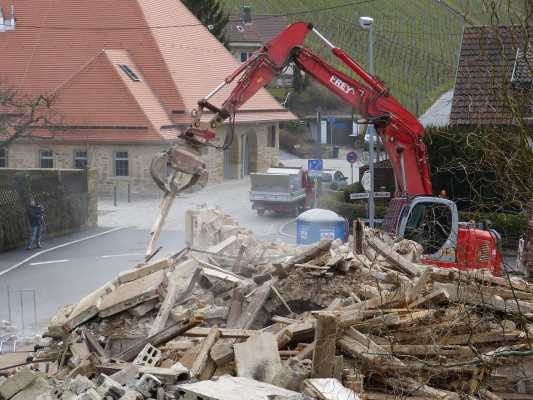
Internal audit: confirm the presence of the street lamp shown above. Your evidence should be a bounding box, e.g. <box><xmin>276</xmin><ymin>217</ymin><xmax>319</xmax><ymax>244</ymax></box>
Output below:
<box><xmin>359</xmin><ymin>16</ymin><xmax>376</xmax><ymax>228</ymax></box>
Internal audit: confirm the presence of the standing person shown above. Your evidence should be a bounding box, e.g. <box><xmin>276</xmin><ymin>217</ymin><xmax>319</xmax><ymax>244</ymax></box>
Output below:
<box><xmin>26</xmin><ymin>200</ymin><xmax>44</xmax><ymax>250</ymax></box>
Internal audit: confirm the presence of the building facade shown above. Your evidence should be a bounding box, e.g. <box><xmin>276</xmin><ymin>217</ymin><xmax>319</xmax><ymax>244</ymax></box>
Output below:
<box><xmin>0</xmin><ymin>0</ymin><xmax>295</xmax><ymax>194</ymax></box>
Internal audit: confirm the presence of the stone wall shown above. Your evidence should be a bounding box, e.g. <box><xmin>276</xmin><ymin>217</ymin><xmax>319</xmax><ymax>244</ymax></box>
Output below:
<box><xmin>0</xmin><ymin>168</ymin><xmax>96</xmax><ymax>251</ymax></box>
<box><xmin>4</xmin><ymin>122</ymin><xmax>279</xmax><ymax>195</ymax></box>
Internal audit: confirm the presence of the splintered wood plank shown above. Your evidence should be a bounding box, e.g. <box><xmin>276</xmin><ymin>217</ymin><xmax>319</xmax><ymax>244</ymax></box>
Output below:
<box><xmin>311</xmin><ymin>313</ymin><xmax>338</xmax><ymax>378</ymax></box>
<box><xmin>190</xmin><ymin>327</ymin><xmax>220</xmax><ymax>378</ymax></box>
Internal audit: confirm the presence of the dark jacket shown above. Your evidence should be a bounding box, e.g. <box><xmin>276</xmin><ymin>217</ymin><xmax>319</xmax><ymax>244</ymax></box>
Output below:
<box><xmin>28</xmin><ymin>205</ymin><xmax>44</xmax><ymax>227</ymax></box>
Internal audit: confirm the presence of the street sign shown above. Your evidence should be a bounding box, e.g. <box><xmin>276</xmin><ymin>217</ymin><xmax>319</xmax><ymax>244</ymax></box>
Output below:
<box><xmin>327</xmin><ymin>116</ymin><xmax>336</xmax><ymax>125</ymax></box>
<box><xmin>346</xmin><ymin>151</ymin><xmax>358</xmax><ymax>164</ymax></box>
<box><xmin>320</xmin><ymin>120</ymin><xmax>327</xmax><ymax>144</ymax></box>
<box><xmin>350</xmin><ymin>191</ymin><xmax>390</xmax><ymax>200</ymax></box>
<box><xmin>350</xmin><ymin>192</ymin><xmax>370</xmax><ymax>200</ymax></box>
<box><xmin>308</xmin><ymin>159</ymin><xmax>323</xmax><ymax>171</ymax></box>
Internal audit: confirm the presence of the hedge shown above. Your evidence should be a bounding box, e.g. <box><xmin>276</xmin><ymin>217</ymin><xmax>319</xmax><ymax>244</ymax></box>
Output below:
<box><xmin>319</xmin><ymin>193</ymin><xmax>526</xmax><ymax>242</ymax></box>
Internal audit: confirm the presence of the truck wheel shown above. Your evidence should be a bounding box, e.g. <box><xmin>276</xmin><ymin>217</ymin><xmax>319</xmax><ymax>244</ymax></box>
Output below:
<box><xmin>257</xmin><ymin>209</ymin><xmax>265</xmax><ymax>216</ymax></box>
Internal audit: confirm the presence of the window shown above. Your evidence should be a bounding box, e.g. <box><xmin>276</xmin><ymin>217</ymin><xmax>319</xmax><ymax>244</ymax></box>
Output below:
<box><xmin>114</xmin><ymin>151</ymin><xmax>129</xmax><ymax>176</ymax></box>
<box><xmin>0</xmin><ymin>148</ymin><xmax>6</xmax><ymax>168</ymax></box>
<box><xmin>39</xmin><ymin>150</ymin><xmax>54</xmax><ymax>168</ymax></box>
<box><xmin>267</xmin><ymin>126</ymin><xmax>276</xmax><ymax>147</ymax></box>
<box><xmin>239</xmin><ymin>52</ymin><xmax>254</xmax><ymax>62</ymax></box>
<box><xmin>404</xmin><ymin>202</ymin><xmax>452</xmax><ymax>255</ymax></box>
<box><xmin>119</xmin><ymin>64</ymin><xmax>140</xmax><ymax>82</ymax></box>
<box><xmin>73</xmin><ymin>150</ymin><xmax>88</xmax><ymax>169</ymax></box>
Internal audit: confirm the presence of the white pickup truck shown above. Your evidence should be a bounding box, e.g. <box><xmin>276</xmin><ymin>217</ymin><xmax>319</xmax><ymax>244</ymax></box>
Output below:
<box><xmin>249</xmin><ymin>167</ymin><xmax>308</xmax><ymax>216</ymax></box>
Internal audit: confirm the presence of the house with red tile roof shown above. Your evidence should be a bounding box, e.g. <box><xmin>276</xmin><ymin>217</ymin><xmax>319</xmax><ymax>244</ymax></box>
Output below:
<box><xmin>450</xmin><ymin>25</ymin><xmax>532</xmax><ymax>126</ymax></box>
<box><xmin>226</xmin><ymin>7</ymin><xmax>292</xmax><ymax>87</ymax></box>
<box><xmin>0</xmin><ymin>0</ymin><xmax>295</xmax><ymax>193</ymax></box>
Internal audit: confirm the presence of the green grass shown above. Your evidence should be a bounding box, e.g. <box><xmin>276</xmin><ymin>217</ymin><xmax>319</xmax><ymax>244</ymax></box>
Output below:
<box><xmin>221</xmin><ymin>0</ymin><xmax>525</xmax><ymax>114</ymax></box>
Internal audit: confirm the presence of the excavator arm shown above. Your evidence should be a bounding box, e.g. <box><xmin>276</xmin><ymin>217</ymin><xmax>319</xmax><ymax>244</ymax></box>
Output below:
<box><xmin>153</xmin><ymin>21</ymin><xmax>432</xmax><ymax>197</ymax></box>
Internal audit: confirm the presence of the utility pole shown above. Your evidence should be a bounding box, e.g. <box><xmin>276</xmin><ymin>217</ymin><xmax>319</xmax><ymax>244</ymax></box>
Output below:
<box><xmin>315</xmin><ymin>107</ymin><xmax>322</xmax><ymax>159</ymax></box>
<box><xmin>359</xmin><ymin>16</ymin><xmax>376</xmax><ymax>228</ymax></box>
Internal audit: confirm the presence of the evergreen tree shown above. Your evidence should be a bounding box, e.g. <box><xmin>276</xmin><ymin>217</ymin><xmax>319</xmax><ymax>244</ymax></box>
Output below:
<box><xmin>182</xmin><ymin>0</ymin><xmax>229</xmax><ymax>47</ymax></box>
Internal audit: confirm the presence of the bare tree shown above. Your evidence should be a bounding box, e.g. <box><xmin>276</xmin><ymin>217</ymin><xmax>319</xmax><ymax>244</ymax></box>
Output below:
<box><xmin>0</xmin><ymin>85</ymin><xmax>57</xmax><ymax>148</ymax></box>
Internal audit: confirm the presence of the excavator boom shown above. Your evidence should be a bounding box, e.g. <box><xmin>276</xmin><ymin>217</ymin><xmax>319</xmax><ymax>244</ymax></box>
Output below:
<box><xmin>188</xmin><ymin>22</ymin><xmax>431</xmax><ymax>196</ymax></box>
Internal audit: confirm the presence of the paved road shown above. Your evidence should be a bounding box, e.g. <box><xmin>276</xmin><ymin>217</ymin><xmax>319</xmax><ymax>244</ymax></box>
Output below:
<box><xmin>0</xmin><ymin>177</ymin><xmax>294</xmax><ymax>332</ymax></box>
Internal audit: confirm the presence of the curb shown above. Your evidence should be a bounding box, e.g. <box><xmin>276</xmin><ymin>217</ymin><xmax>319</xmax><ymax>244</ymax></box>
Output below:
<box><xmin>278</xmin><ymin>219</ymin><xmax>296</xmax><ymax>239</ymax></box>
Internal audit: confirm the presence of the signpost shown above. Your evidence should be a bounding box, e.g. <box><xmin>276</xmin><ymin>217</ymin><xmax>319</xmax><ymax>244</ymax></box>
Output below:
<box><xmin>349</xmin><ymin>191</ymin><xmax>390</xmax><ymax>224</ymax></box>
<box><xmin>350</xmin><ymin>191</ymin><xmax>390</xmax><ymax>200</ymax></box>
<box><xmin>350</xmin><ymin>192</ymin><xmax>369</xmax><ymax>200</ymax></box>
<box><xmin>346</xmin><ymin>151</ymin><xmax>358</xmax><ymax>184</ymax></box>
<box><xmin>320</xmin><ymin>120</ymin><xmax>328</xmax><ymax>144</ymax></box>
<box><xmin>308</xmin><ymin>159</ymin><xmax>323</xmax><ymax>171</ymax></box>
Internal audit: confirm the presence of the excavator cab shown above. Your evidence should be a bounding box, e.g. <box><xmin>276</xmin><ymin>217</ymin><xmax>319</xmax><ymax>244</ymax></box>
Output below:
<box><xmin>396</xmin><ymin>197</ymin><xmax>502</xmax><ymax>275</ymax></box>
<box><xmin>397</xmin><ymin>197</ymin><xmax>459</xmax><ymax>266</ymax></box>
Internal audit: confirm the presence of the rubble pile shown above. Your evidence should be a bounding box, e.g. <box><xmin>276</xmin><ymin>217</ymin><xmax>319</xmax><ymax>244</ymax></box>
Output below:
<box><xmin>1</xmin><ymin>207</ymin><xmax>533</xmax><ymax>400</ymax></box>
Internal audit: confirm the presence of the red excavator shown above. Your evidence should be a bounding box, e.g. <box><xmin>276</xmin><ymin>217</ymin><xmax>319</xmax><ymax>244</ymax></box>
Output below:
<box><xmin>150</xmin><ymin>22</ymin><xmax>502</xmax><ymax>275</ymax></box>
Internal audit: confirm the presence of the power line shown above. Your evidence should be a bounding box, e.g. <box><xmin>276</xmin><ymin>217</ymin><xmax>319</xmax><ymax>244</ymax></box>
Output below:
<box><xmin>17</xmin><ymin>0</ymin><xmax>380</xmax><ymax>31</ymax></box>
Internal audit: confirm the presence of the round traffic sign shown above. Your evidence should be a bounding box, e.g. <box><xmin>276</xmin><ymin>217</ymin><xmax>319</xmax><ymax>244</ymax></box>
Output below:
<box><xmin>346</xmin><ymin>151</ymin><xmax>358</xmax><ymax>164</ymax></box>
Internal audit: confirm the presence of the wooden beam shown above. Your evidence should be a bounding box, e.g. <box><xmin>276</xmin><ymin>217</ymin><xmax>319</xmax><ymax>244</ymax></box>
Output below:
<box><xmin>189</xmin><ymin>327</ymin><xmax>220</xmax><ymax>378</ymax></box>
<box><xmin>311</xmin><ymin>313</ymin><xmax>338</xmax><ymax>378</ymax></box>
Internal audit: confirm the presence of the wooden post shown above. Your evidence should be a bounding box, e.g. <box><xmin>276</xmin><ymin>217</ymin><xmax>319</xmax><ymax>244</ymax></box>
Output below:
<box><xmin>353</xmin><ymin>218</ymin><xmax>364</xmax><ymax>255</ymax></box>
<box><xmin>311</xmin><ymin>312</ymin><xmax>338</xmax><ymax>378</ymax></box>
<box><xmin>146</xmin><ymin>187</ymin><xmax>177</xmax><ymax>259</ymax></box>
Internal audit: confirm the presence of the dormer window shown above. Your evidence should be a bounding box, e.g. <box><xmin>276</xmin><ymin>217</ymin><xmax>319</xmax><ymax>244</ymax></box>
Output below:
<box><xmin>119</xmin><ymin>64</ymin><xmax>140</xmax><ymax>82</ymax></box>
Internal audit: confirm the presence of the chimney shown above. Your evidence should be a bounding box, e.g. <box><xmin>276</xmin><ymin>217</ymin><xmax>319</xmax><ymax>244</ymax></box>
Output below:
<box><xmin>8</xmin><ymin>4</ymin><xmax>15</xmax><ymax>30</ymax></box>
<box><xmin>241</xmin><ymin>5</ymin><xmax>252</xmax><ymax>24</ymax></box>
<box><xmin>0</xmin><ymin>7</ymin><xmax>4</xmax><ymax>32</ymax></box>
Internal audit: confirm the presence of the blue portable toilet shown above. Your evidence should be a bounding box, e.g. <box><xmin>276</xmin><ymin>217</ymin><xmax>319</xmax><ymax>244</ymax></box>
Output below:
<box><xmin>296</xmin><ymin>208</ymin><xmax>347</xmax><ymax>245</ymax></box>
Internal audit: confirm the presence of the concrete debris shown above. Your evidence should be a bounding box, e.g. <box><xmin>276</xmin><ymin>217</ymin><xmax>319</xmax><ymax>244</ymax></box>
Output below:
<box><xmin>2</xmin><ymin>207</ymin><xmax>533</xmax><ymax>400</ymax></box>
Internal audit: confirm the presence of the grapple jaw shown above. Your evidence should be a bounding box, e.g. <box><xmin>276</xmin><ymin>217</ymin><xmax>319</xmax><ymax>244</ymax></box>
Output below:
<box><xmin>150</xmin><ymin>141</ymin><xmax>208</xmax><ymax>195</ymax></box>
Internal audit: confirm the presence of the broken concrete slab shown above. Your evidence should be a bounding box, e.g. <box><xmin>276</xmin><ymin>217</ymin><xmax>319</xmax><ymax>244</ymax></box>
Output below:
<box><xmin>98</xmin><ymin>270</ymin><xmax>165</xmax><ymax>318</ymax></box>
<box><xmin>234</xmin><ymin>332</ymin><xmax>282</xmax><ymax>384</ymax></box>
<box><xmin>176</xmin><ymin>376</ymin><xmax>302</xmax><ymax>400</ymax></box>
<box><xmin>118</xmin><ymin>257</ymin><xmax>171</xmax><ymax>285</ymax></box>
<box><xmin>67</xmin><ymin>374</ymin><xmax>95</xmax><ymax>395</ymax></box>
<box><xmin>128</xmin><ymin>299</ymin><xmax>158</xmax><ymax>318</ymax></box>
<box><xmin>65</xmin><ymin>280</ymin><xmax>117</xmax><ymax>332</ymax></box>
<box><xmin>0</xmin><ymin>368</ymin><xmax>36</xmax><ymax>400</ymax></box>
<box><xmin>47</xmin><ymin>303</ymin><xmax>76</xmax><ymax>337</ymax></box>
<box><xmin>149</xmin><ymin>259</ymin><xmax>198</xmax><ymax>336</ymax></box>
<box><xmin>10</xmin><ymin>377</ymin><xmax>50</xmax><ymax>400</ymax></box>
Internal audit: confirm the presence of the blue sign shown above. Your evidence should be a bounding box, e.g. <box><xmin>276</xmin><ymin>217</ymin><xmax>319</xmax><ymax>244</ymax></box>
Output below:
<box><xmin>327</xmin><ymin>116</ymin><xmax>336</xmax><ymax>125</ymax></box>
<box><xmin>346</xmin><ymin>151</ymin><xmax>358</xmax><ymax>164</ymax></box>
<box><xmin>308</xmin><ymin>159</ymin><xmax>323</xmax><ymax>171</ymax></box>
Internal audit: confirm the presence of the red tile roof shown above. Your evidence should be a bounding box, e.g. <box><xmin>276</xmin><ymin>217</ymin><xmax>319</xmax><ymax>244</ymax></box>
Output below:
<box><xmin>226</xmin><ymin>14</ymin><xmax>289</xmax><ymax>44</ymax></box>
<box><xmin>0</xmin><ymin>0</ymin><xmax>295</xmax><ymax>143</ymax></box>
<box><xmin>450</xmin><ymin>25</ymin><xmax>533</xmax><ymax>126</ymax></box>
